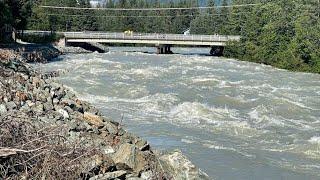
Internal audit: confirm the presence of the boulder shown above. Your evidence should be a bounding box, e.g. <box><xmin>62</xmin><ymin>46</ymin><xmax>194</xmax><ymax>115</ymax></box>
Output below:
<box><xmin>160</xmin><ymin>150</ymin><xmax>209</xmax><ymax>180</ymax></box>
<box><xmin>80</xmin><ymin>154</ymin><xmax>115</xmax><ymax>175</ymax></box>
<box><xmin>104</xmin><ymin>122</ymin><xmax>120</xmax><ymax>135</ymax></box>
<box><xmin>0</xmin><ymin>104</ymin><xmax>7</xmax><ymax>115</ymax></box>
<box><xmin>135</xmin><ymin>139</ymin><xmax>150</xmax><ymax>151</ymax></box>
<box><xmin>83</xmin><ymin>112</ymin><xmax>104</xmax><ymax>127</ymax></box>
<box><xmin>102</xmin><ymin>145</ymin><xmax>115</xmax><ymax>155</ymax></box>
<box><xmin>15</xmin><ymin>91</ymin><xmax>28</xmax><ymax>101</ymax></box>
<box><xmin>89</xmin><ymin>170</ymin><xmax>127</xmax><ymax>180</ymax></box>
<box><xmin>26</xmin><ymin>100</ymin><xmax>35</xmax><ymax>107</ymax></box>
<box><xmin>6</xmin><ymin>101</ymin><xmax>17</xmax><ymax>110</ymax></box>
<box><xmin>54</xmin><ymin>89</ymin><xmax>66</xmax><ymax>100</ymax></box>
<box><xmin>32</xmin><ymin>77</ymin><xmax>41</xmax><ymax>88</ymax></box>
<box><xmin>58</xmin><ymin>109</ymin><xmax>69</xmax><ymax>119</ymax></box>
<box><xmin>126</xmin><ymin>177</ymin><xmax>143</xmax><ymax>180</ymax></box>
<box><xmin>140</xmin><ymin>170</ymin><xmax>153</xmax><ymax>179</ymax></box>
<box><xmin>43</xmin><ymin>102</ymin><xmax>54</xmax><ymax>111</ymax></box>
<box><xmin>112</xmin><ymin>143</ymin><xmax>148</xmax><ymax>173</ymax></box>
<box><xmin>33</xmin><ymin>104</ymin><xmax>44</xmax><ymax>113</ymax></box>
<box><xmin>53</xmin><ymin>98</ymin><xmax>59</xmax><ymax>104</ymax></box>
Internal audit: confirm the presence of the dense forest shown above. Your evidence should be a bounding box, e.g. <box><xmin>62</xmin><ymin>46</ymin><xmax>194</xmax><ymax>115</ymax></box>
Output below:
<box><xmin>0</xmin><ymin>0</ymin><xmax>319</xmax><ymax>73</ymax></box>
<box><xmin>223</xmin><ymin>0</ymin><xmax>320</xmax><ymax>73</ymax></box>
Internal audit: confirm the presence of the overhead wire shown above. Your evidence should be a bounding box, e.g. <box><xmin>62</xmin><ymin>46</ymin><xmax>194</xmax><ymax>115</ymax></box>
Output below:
<box><xmin>39</xmin><ymin>3</ymin><xmax>262</xmax><ymax>11</ymax></box>
<box><xmin>45</xmin><ymin>12</ymin><xmax>250</xmax><ymax>18</ymax></box>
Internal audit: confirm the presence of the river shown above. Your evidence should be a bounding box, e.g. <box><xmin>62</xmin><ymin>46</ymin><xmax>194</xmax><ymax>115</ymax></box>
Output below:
<box><xmin>36</xmin><ymin>47</ymin><xmax>320</xmax><ymax>179</ymax></box>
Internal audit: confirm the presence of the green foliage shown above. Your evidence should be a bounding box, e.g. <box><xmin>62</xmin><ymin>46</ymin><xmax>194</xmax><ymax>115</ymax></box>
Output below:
<box><xmin>28</xmin><ymin>0</ymin><xmax>201</xmax><ymax>33</ymax></box>
<box><xmin>17</xmin><ymin>33</ymin><xmax>64</xmax><ymax>44</ymax></box>
<box><xmin>223</xmin><ymin>0</ymin><xmax>320</xmax><ymax>73</ymax></box>
<box><xmin>0</xmin><ymin>0</ymin><xmax>33</xmax><ymax>42</ymax></box>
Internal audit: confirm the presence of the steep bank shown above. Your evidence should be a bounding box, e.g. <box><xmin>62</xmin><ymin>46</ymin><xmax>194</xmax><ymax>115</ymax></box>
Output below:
<box><xmin>0</xmin><ymin>49</ymin><xmax>209</xmax><ymax>179</ymax></box>
<box><xmin>0</xmin><ymin>44</ymin><xmax>61</xmax><ymax>63</ymax></box>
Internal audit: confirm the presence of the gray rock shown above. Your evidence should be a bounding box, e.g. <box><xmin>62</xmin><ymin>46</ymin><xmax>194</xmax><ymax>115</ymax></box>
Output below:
<box><xmin>33</xmin><ymin>104</ymin><xmax>44</xmax><ymax>113</ymax></box>
<box><xmin>43</xmin><ymin>102</ymin><xmax>54</xmax><ymax>111</ymax></box>
<box><xmin>89</xmin><ymin>170</ymin><xmax>127</xmax><ymax>180</ymax></box>
<box><xmin>38</xmin><ymin>93</ymin><xmax>48</xmax><ymax>102</ymax></box>
<box><xmin>160</xmin><ymin>150</ymin><xmax>210</xmax><ymax>180</ymax></box>
<box><xmin>26</xmin><ymin>100</ymin><xmax>35</xmax><ymax>107</ymax></box>
<box><xmin>21</xmin><ymin>74</ymin><xmax>29</xmax><ymax>80</ymax></box>
<box><xmin>112</xmin><ymin>143</ymin><xmax>147</xmax><ymax>173</ymax></box>
<box><xmin>141</xmin><ymin>170</ymin><xmax>153</xmax><ymax>180</ymax></box>
<box><xmin>104</xmin><ymin>122</ymin><xmax>119</xmax><ymax>135</ymax></box>
<box><xmin>50</xmin><ymin>82</ymin><xmax>61</xmax><ymax>91</ymax></box>
<box><xmin>65</xmin><ymin>90</ymin><xmax>76</xmax><ymax>99</ymax></box>
<box><xmin>52</xmin><ymin>98</ymin><xmax>59</xmax><ymax>104</ymax></box>
<box><xmin>0</xmin><ymin>104</ymin><xmax>7</xmax><ymax>115</ymax></box>
<box><xmin>6</xmin><ymin>101</ymin><xmax>17</xmax><ymax>110</ymax></box>
<box><xmin>54</xmin><ymin>89</ymin><xmax>66</xmax><ymax>100</ymax></box>
<box><xmin>68</xmin><ymin>131</ymin><xmax>81</xmax><ymax>143</ymax></box>
<box><xmin>58</xmin><ymin>109</ymin><xmax>69</xmax><ymax>119</ymax></box>
<box><xmin>64</xmin><ymin>106</ymin><xmax>73</xmax><ymax>114</ymax></box>
<box><xmin>50</xmin><ymin>89</ymin><xmax>55</xmax><ymax>97</ymax></box>
<box><xmin>135</xmin><ymin>139</ymin><xmax>150</xmax><ymax>151</ymax></box>
<box><xmin>126</xmin><ymin>177</ymin><xmax>143</xmax><ymax>180</ymax></box>
<box><xmin>20</xmin><ymin>104</ymin><xmax>30</xmax><ymax>112</ymax></box>
<box><xmin>102</xmin><ymin>145</ymin><xmax>115</xmax><ymax>155</ymax></box>
<box><xmin>46</xmin><ymin>96</ymin><xmax>52</xmax><ymax>103</ymax></box>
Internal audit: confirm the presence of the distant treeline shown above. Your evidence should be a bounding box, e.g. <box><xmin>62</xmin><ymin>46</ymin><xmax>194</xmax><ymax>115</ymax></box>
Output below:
<box><xmin>222</xmin><ymin>0</ymin><xmax>320</xmax><ymax>73</ymax></box>
<box><xmin>28</xmin><ymin>0</ymin><xmax>208</xmax><ymax>33</ymax></box>
<box><xmin>1</xmin><ymin>0</ymin><xmax>319</xmax><ymax>73</ymax></box>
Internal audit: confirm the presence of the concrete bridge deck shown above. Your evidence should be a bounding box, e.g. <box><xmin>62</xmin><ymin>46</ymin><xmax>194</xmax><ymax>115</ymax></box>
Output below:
<box><xmin>19</xmin><ymin>30</ymin><xmax>241</xmax><ymax>55</ymax></box>
<box><xmin>63</xmin><ymin>32</ymin><xmax>240</xmax><ymax>46</ymax></box>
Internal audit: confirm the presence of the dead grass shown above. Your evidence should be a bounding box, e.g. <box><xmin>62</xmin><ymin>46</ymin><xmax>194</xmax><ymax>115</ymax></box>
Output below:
<box><xmin>0</xmin><ymin>113</ymin><xmax>102</xmax><ymax>179</ymax></box>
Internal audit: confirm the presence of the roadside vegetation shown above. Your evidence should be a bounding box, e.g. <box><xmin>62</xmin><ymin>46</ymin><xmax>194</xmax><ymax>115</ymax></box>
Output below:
<box><xmin>0</xmin><ymin>0</ymin><xmax>319</xmax><ymax>73</ymax></box>
<box><xmin>17</xmin><ymin>33</ymin><xmax>64</xmax><ymax>44</ymax></box>
<box><xmin>221</xmin><ymin>0</ymin><xmax>320</xmax><ymax>73</ymax></box>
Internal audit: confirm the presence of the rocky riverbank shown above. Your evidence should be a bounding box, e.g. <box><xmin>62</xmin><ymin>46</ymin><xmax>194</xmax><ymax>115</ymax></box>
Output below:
<box><xmin>0</xmin><ymin>49</ymin><xmax>209</xmax><ymax>179</ymax></box>
<box><xmin>55</xmin><ymin>46</ymin><xmax>92</xmax><ymax>54</ymax></box>
<box><xmin>0</xmin><ymin>44</ymin><xmax>61</xmax><ymax>63</ymax></box>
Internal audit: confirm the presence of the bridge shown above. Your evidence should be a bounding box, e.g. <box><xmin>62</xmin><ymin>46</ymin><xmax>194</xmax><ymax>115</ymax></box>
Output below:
<box><xmin>20</xmin><ymin>30</ymin><xmax>241</xmax><ymax>55</ymax></box>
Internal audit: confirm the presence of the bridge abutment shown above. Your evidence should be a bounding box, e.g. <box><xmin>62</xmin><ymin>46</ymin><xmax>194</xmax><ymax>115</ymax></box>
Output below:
<box><xmin>66</xmin><ymin>41</ymin><xmax>108</xmax><ymax>53</ymax></box>
<box><xmin>156</xmin><ymin>45</ymin><xmax>173</xmax><ymax>54</ymax></box>
<box><xmin>210</xmin><ymin>46</ymin><xmax>224</xmax><ymax>56</ymax></box>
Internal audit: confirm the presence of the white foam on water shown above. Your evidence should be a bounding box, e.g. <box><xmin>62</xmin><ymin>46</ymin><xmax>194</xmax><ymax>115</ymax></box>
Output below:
<box><xmin>125</xmin><ymin>66</ymin><xmax>169</xmax><ymax>79</ymax></box>
<box><xmin>308</xmin><ymin>136</ymin><xmax>320</xmax><ymax>144</ymax></box>
<box><xmin>168</xmin><ymin>102</ymin><xmax>242</xmax><ymax>128</ymax></box>
<box><xmin>83</xmin><ymin>78</ymin><xmax>102</xmax><ymax>86</ymax></box>
<box><xmin>248</xmin><ymin>104</ymin><xmax>312</xmax><ymax>130</ymax></box>
<box><xmin>191</xmin><ymin>77</ymin><xmax>220</xmax><ymax>84</ymax></box>
<box><xmin>231</xmin><ymin>95</ymin><xmax>258</xmax><ymax>104</ymax></box>
<box><xmin>202</xmin><ymin>141</ymin><xmax>256</xmax><ymax>158</ymax></box>
<box><xmin>229</xmin><ymin>80</ymin><xmax>245</xmax><ymax>85</ymax></box>
<box><xmin>274</xmin><ymin>97</ymin><xmax>319</xmax><ymax>111</ymax></box>
<box><xmin>193</xmin><ymin>65</ymin><xmax>213</xmax><ymax>71</ymax></box>
<box><xmin>181</xmin><ymin>138</ymin><xmax>195</xmax><ymax>144</ymax></box>
<box><xmin>169</xmin><ymin>55</ymin><xmax>219</xmax><ymax>66</ymax></box>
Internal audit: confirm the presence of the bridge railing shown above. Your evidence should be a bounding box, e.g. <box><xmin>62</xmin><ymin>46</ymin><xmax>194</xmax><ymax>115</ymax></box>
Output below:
<box><xmin>19</xmin><ymin>30</ymin><xmax>241</xmax><ymax>42</ymax></box>
<box><xmin>63</xmin><ymin>32</ymin><xmax>240</xmax><ymax>42</ymax></box>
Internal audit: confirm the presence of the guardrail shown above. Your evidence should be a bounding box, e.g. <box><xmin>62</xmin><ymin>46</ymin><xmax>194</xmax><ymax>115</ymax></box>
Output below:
<box><xmin>64</xmin><ymin>32</ymin><xmax>240</xmax><ymax>42</ymax></box>
<box><xmin>19</xmin><ymin>30</ymin><xmax>240</xmax><ymax>42</ymax></box>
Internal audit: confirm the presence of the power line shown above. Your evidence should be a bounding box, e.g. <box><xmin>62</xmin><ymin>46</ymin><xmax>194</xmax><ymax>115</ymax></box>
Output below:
<box><xmin>40</xmin><ymin>3</ymin><xmax>261</xmax><ymax>11</ymax></box>
<box><xmin>45</xmin><ymin>12</ymin><xmax>250</xmax><ymax>18</ymax></box>
<box><xmin>43</xmin><ymin>9</ymin><xmax>317</xmax><ymax>18</ymax></box>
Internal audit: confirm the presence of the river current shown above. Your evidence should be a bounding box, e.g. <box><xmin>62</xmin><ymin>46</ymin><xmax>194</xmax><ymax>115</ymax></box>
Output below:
<box><xmin>36</xmin><ymin>47</ymin><xmax>320</xmax><ymax>179</ymax></box>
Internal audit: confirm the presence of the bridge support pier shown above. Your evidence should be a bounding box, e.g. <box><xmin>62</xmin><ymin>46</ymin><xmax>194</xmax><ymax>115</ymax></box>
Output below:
<box><xmin>210</xmin><ymin>46</ymin><xmax>224</xmax><ymax>56</ymax></box>
<box><xmin>156</xmin><ymin>45</ymin><xmax>173</xmax><ymax>54</ymax></box>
